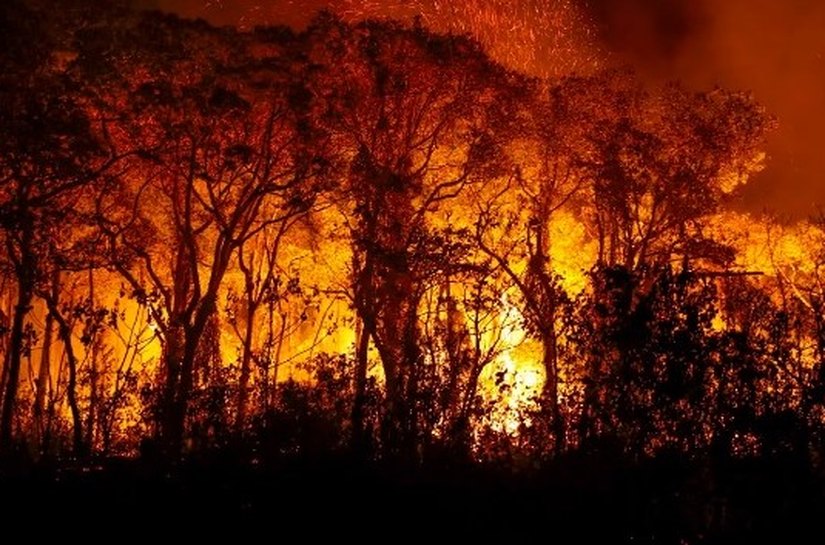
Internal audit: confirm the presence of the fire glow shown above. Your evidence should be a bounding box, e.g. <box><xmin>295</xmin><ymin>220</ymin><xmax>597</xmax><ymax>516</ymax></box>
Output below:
<box><xmin>4</xmin><ymin>0</ymin><xmax>824</xmax><ymax>470</ymax></box>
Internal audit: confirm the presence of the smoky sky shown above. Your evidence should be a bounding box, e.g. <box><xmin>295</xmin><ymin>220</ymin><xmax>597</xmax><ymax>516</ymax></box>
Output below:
<box><xmin>585</xmin><ymin>0</ymin><xmax>825</xmax><ymax>218</ymax></box>
<box><xmin>137</xmin><ymin>0</ymin><xmax>825</xmax><ymax>218</ymax></box>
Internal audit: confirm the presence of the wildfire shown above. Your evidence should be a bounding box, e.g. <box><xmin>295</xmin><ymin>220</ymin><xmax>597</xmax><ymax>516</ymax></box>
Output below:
<box><xmin>0</xmin><ymin>0</ymin><xmax>795</xmax><ymax>465</ymax></box>
<box><xmin>480</xmin><ymin>293</ymin><xmax>543</xmax><ymax>435</ymax></box>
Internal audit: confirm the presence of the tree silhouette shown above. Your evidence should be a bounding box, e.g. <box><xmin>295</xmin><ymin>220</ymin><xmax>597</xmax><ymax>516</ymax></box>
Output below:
<box><xmin>91</xmin><ymin>13</ymin><xmax>329</xmax><ymax>455</ymax></box>
<box><xmin>0</xmin><ymin>1</ymin><xmax>115</xmax><ymax>450</ymax></box>
<box><xmin>0</xmin><ymin>7</ymin><xmax>804</xmax><ymax>510</ymax></box>
<box><xmin>307</xmin><ymin>15</ymin><xmax>517</xmax><ymax>459</ymax></box>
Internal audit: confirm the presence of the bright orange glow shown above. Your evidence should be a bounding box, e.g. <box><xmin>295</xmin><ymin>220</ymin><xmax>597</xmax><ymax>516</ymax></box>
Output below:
<box><xmin>1</xmin><ymin>1</ymin><xmax>799</xmax><ymax>464</ymax></box>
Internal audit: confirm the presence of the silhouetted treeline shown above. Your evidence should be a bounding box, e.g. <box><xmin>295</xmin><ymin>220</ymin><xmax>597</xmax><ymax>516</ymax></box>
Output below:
<box><xmin>9</xmin><ymin>0</ymin><xmax>825</xmax><ymax>483</ymax></box>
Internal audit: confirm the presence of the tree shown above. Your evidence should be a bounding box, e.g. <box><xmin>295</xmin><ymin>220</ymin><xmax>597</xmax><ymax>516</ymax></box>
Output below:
<box><xmin>94</xmin><ymin>14</ymin><xmax>329</xmax><ymax>455</ymax></box>
<box><xmin>552</xmin><ymin>71</ymin><xmax>773</xmax><ymax>273</ymax></box>
<box><xmin>0</xmin><ymin>0</ymin><xmax>113</xmax><ymax>450</ymax></box>
<box><xmin>227</xmin><ymin>219</ymin><xmax>316</xmax><ymax>433</ymax></box>
<box><xmin>308</xmin><ymin>15</ymin><xmax>515</xmax><ymax>459</ymax></box>
<box><xmin>473</xmin><ymin>76</ymin><xmax>592</xmax><ymax>455</ymax></box>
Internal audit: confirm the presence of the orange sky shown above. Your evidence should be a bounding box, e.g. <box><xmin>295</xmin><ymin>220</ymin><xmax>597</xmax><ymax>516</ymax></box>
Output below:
<box><xmin>589</xmin><ymin>0</ymin><xmax>825</xmax><ymax>219</ymax></box>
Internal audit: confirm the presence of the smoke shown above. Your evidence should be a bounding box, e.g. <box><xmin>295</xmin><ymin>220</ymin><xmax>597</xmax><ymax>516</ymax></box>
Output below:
<box><xmin>137</xmin><ymin>0</ymin><xmax>825</xmax><ymax>217</ymax></box>
<box><xmin>586</xmin><ymin>0</ymin><xmax>709</xmax><ymax>73</ymax></box>
<box><xmin>585</xmin><ymin>0</ymin><xmax>825</xmax><ymax>218</ymax></box>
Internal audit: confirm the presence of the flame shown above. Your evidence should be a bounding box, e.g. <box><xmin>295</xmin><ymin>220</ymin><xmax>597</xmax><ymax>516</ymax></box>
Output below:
<box><xmin>478</xmin><ymin>292</ymin><xmax>544</xmax><ymax>435</ymax></box>
<box><xmin>3</xmin><ymin>2</ymin><xmax>794</xmax><ymax>461</ymax></box>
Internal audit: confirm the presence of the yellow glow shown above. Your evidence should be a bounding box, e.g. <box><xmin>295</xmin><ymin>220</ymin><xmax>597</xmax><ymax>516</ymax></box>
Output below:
<box><xmin>477</xmin><ymin>293</ymin><xmax>544</xmax><ymax>435</ymax></box>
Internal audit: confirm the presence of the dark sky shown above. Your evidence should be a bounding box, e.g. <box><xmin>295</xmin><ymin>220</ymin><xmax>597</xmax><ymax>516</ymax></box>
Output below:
<box><xmin>137</xmin><ymin>0</ymin><xmax>825</xmax><ymax>218</ymax></box>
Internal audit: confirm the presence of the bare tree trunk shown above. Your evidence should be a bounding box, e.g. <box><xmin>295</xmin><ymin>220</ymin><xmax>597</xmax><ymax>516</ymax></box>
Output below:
<box><xmin>160</xmin><ymin>322</ymin><xmax>184</xmax><ymax>446</ymax></box>
<box><xmin>235</xmin><ymin>300</ymin><xmax>257</xmax><ymax>433</ymax></box>
<box><xmin>373</xmin><ymin>293</ymin><xmax>422</xmax><ymax>464</ymax></box>
<box><xmin>165</xmin><ymin>291</ymin><xmax>220</xmax><ymax>456</ymax></box>
<box><xmin>0</xmin><ymin>356</ymin><xmax>6</xmax><ymax>422</ymax></box>
<box><xmin>403</xmin><ymin>315</ymin><xmax>421</xmax><ymax>460</ymax></box>
<box><xmin>85</xmin><ymin>338</ymin><xmax>99</xmax><ymax>453</ymax></box>
<box><xmin>37</xmin><ymin>271</ymin><xmax>93</xmax><ymax>458</ymax></box>
<box><xmin>168</xmin><ymin>333</ymin><xmax>197</xmax><ymax>456</ymax></box>
<box><xmin>0</xmin><ymin>288</ymin><xmax>11</xmax><ymax>414</ymax></box>
<box><xmin>262</xmin><ymin>300</ymin><xmax>275</xmax><ymax>414</ymax></box>
<box><xmin>541</xmin><ymin>329</ymin><xmax>565</xmax><ymax>455</ymax></box>
<box><xmin>34</xmin><ymin>270</ymin><xmax>59</xmax><ymax>451</ymax></box>
<box><xmin>84</xmin><ymin>268</ymin><xmax>98</xmax><ymax>453</ymax></box>
<box><xmin>271</xmin><ymin>310</ymin><xmax>287</xmax><ymax>397</ymax></box>
<box><xmin>351</xmin><ymin>321</ymin><xmax>370</xmax><ymax>455</ymax></box>
<box><xmin>0</xmin><ymin>245</ymin><xmax>34</xmax><ymax>450</ymax></box>
<box><xmin>529</xmin><ymin>217</ymin><xmax>565</xmax><ymax>455</ymax></box>
<box><xmin>165</xmin><ymin>325</ymin><xmax>199</xmax><ymax>457</ymax></box>
<box><xmin>0</xmin><ymin>292</ymin><xmax>31</xmax><ymax>449</ymax></box>
<box><xmin>49</xmin><ymin>304</ymin><xmax>85</xmax><ymax>456</ymax></box>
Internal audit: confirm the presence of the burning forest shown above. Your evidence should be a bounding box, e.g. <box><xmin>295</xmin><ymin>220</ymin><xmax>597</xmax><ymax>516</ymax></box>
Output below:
<box><xmin>2</xmin><ymin>0</ymin><xmax>825</xmax><ymax>541</ymax></box>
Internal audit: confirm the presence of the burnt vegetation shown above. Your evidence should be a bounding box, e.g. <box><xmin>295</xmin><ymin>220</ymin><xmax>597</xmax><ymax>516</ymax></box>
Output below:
<box><xmin>1</xmin><ymin>0</ymin><xmax>824</xmax><ymax>541</ymax></box>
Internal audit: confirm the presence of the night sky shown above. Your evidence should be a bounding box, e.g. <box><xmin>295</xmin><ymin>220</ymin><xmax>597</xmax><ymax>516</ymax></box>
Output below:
<box><xmin>135</xmin><ymin>0</ymin><xmax>825</xmax><ymax>218</ymax></box>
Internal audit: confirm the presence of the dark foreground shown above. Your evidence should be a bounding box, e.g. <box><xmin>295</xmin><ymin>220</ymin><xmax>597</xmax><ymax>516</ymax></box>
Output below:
<box><xmin>2</xmin><ymin>450</ymin><xmax>824</xmax><ymax>543</ymax></box>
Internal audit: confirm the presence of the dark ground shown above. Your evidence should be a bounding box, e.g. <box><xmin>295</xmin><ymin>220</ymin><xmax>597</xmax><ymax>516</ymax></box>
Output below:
<box><xmin>2</xmin><ymin>450</ymin><xmax>824</xmax><ymax>543</ymax></box>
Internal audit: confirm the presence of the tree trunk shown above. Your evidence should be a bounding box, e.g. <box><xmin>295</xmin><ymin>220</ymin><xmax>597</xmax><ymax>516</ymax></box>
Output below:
<box><xmin>0</xmin><ymin>289</ymin><xmax>12</xmax><ymax>414</ymax></box>
<box><xmin>84</xmin><ymin>269</ymin><xmax>99</xmax><ymax>452</ymax></box>
<box><xmin>165</xmin><ymin>334</ymin><xmax>196</xmax><ymax>457</ymax></box>
<box><xmin>271</xmin><ymin>310</ymin><xmax>287</xmax><ymax>396</ymax></box>
<box><xmin>164</xmin><ymin>294</ymin><xmax>218</xmax><ymax>456</ymax></box>
<box><xmin>261</xmin><ymin>300</ymin><xmax>275</xmax><ymax>414</ymax></box>
<box><xmin>529</xmin><ymin>216</ymin><xmax>565</xmax><ymax>455</ymax></box>
<box><xmin>0</xmin><ymin>252</ymin><xmax>34</xmax><ymax>450</ymax></box>
<box><xmin>45</xmin><ymin>301</ymin><xmax>85</xmax><ymax>457</ymax></box>
<box><xmin>235</xmin><ymin>300</ymin><xmax>258</xmax><ymax>433</ymax></box>
<box><xmin>351</xmin><ymin>321</ymin><xmax>370</xmax><ymax>455</ymax></box>
<box><xmin>374</xmin><ymin>295</ymin><xmax>422</xmax><ymax>464</ymax></box>
<box><xmin>160</xmin><ymin>323</ymin><xmax>184</xmax><ymax>449</ymax></box>
<box><xmin>0</xmin><ymin>278</ymin><xmax>33</xmax><ymax>450</ymax></box>
<box><xmin>453</xmin><ymin>349</ymin><xmax>487</xmax><ymax>457</ymax></box>
<box><xmin>34</xmin><ymin>270</ymin><xmax>59</xmax><ymax>452</ymax></box>
<box><xmin>403</xmin><ymin>316</ymin><xmax>421</xmax><ymax>459</ymax></box>
<box><xmin>63</xmin><ymin>326</ymin><xmax>85</xmax><ymax>457</ymax></box>
<box><xmin>85</xmin><ymin>339</ymin><xmax>99</xmax><ymax>453</ymax></box>
<box><xmin>164</xmin><ymin>325</ymin><xmax>199</xmax><ymax>457</ymax></box>
<box><xmin>541</xmin><ymin>329</ymin><xmax>565</xmax><ymax>455</ymax></box>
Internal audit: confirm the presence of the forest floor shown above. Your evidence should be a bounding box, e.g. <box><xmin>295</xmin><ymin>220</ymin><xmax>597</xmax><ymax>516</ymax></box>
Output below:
<box><xmin>1</xmin><ymin>450</ymin><xmax>823</xmax><ymax>543</ymax></box>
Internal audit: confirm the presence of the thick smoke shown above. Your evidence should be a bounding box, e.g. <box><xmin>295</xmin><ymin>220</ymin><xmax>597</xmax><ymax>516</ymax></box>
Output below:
<box><xmin>585</xmin><ymin>0</ymin><xmax>825</xmax><ymax>218</ymax></box>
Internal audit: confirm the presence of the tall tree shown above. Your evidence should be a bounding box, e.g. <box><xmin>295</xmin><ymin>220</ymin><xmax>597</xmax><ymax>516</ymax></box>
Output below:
<box><xmin>0</xmin><ymin>0</ymin><xmax>111</xmax><ymax>450</ymax></box>
<box><xmin>95</xmin><ymin>15</ymin><xmax>328</xmax><ymax>454</ymax></box>
<box><xmin>308</xmin><ymin>15</ymin><xmax>516</xmax><ymax>458</ymax></box>
<box><xmin>565</xmin><ymin>71</ymin><xmax>774</xmax><ymax>272</ymax></box>
<box><xmin>474</xmin><ymin>77</ymin><xmax>589</xmax><ymax>454</ymax></box>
